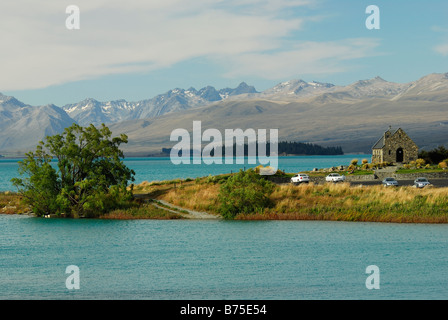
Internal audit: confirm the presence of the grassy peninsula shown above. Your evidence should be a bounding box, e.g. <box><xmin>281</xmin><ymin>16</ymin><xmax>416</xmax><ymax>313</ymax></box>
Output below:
<box><xmin>132</xmin><ymin>170</ymin><xmax>448</xmax><ymax>223</ymax></box>
<box><xmin>3</xmin><ymin>172</ymin><xmax>448</xmax><ymax>222</ymax></box>
<box><xmin>4</xmin><ymin>160</ymin><xmax>448</xmax><ymax>223</ymax></box>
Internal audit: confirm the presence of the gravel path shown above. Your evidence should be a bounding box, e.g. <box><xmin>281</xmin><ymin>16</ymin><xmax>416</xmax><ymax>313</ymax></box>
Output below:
<box><xmin>152</xmin><ymin>199</ymin><xmax>220</xmax><ymax>219</ymax></box>
<box><xmin>133</xmin><ymin>194</ymin><xmax>220</xmax><ymax>219</ymax></box>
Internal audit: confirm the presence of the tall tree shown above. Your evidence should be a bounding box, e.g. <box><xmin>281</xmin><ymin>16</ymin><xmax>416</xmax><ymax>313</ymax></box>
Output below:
<box><xmin>12</xmin><ymin>124</ymin><xmax>135</xmax><ymax>217</ymax></box>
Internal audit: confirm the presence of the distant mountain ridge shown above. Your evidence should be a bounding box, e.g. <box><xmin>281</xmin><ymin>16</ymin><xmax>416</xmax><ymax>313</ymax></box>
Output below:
<box><xmin>1</xmin><ymin>73</ymin><xmax>448</xmax><ymax>155</ymax></box>
<box><xmin>0</xmin><ymin>93</ymin><xmax>75</xmax><ymax>152</ymax></box>
<box><xmin>62</xmin><ymin>73</ymin><xmax>448</xmax><ymax>127</ymax></box>
<box><xmin>62</xmin><ymin>82</ymin><xmax>258</xmax><ymax>126</ymax></box>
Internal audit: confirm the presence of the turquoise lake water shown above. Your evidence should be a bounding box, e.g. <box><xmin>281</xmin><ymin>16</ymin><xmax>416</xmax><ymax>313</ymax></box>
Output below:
<box><xmin>0</xmin><ymin>155</ymin><xmax>363</xmax><ymax>192</ymax></box>
<box><xmin>1</xmin><ymin>215</ymin><xmax>447</xmax><ymax>300</ymax></box>
<box><xmin>1</xmin><ymin>155</ymin><xmax>447</xmax><ymax>300</ymax></box>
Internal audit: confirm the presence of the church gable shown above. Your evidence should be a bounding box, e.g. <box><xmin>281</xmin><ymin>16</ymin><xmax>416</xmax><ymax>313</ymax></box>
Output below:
<box><xmin>371</xmin><ymin>127</ymin><xmax>418</xmax><ymax>164</ymax></box>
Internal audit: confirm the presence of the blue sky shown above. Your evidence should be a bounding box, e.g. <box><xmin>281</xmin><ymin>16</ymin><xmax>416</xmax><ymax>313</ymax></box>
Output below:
<box><xmin>2</xmin><ymin>0</ymin><xmax>448</xmax><ymax>106</ymax></box>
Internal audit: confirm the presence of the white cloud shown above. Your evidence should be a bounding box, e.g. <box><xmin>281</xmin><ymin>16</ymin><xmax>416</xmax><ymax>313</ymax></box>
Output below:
<box><xmin>0</xmin><ymin>0</ymin><xmax>378</xmax><ymax>91</ymax></box>
<box><xmin>434</xmin><ymin>44</ymin><xmax>448</xmax><ymax>56</ymax></box>
<box><xmin>223</xmin><ymin>39</ymin><xmax>382</xmax><ymax>79</ymax></box>
<box><xmin>431</xmin><ymin>25</ymin><xmax>448</xmax><ymax>56</ymax></box>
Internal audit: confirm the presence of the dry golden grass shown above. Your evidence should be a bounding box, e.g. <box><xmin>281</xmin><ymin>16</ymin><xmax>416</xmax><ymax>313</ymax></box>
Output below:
<box><xmin>157</xmin><ymin>183</ymin><xmax>220</xmax><ymax>213</ymax></box>
<box><xmin>258</xmin><ymin>182</ymin><xmax>448</xmax><ymax>223</ymax></box>
<box><xmin>133</xmin><ymin>179</ymin><xmax>448</xmax><ymax>223</ymax></box>
<box><xmin>100</xmin><ymin>203</ymin><xmax>183</xmax><ymax>220</ymax></box>
<box><xmin>0</xmin><ymin>192</ymin><xmax>30</xmax><ymax>214</ymax></box>
<box><xmin>8</xmin><ymin>177</ymin><xmax>445</xmax><ymax>222</ymax></box>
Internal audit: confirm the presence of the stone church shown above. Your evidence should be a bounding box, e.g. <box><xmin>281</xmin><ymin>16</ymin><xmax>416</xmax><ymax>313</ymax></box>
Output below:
<box><xmin>371</xmin><ymin>127</ymin><xmax>418</xmax><ymax>164</ymax></box>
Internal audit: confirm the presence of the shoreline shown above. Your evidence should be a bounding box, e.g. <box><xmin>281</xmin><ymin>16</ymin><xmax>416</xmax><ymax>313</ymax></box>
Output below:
<box><xmin>3</xmin><ymin>174</ymin><xmax>448</xmax><ymax>223</ymax></box>
<box><xmin>130</xmin><ymin>176</ymin><xmax>448</xmax><ymax>223</ymax></box>
<box><xmin>2</xmin><ymin>210</ymin><xmax>448</xmax><ymax>225</ymax></box>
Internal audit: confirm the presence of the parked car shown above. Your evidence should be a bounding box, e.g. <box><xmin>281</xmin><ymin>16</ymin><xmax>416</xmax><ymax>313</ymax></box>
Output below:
<box><xmin>382</xmin><ymin>177</ymin><xmax>398</xmax><ymax>187</ymax></box>
<box><xmin>291</xmin><ymin>173</ymin><xmax>310</xmax><ymax>184</ymax></box>
<box><xmin>325</xmin><ymin>173</ymin><xmax>345</xmax><ymax>183</ymax></box>
<box><xmin>414</xmin><ymin>177</ymin><xmax>431</xmax><ymax>188</ymax></box>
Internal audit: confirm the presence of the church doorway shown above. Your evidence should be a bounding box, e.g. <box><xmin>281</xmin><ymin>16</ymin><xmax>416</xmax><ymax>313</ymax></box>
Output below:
<box><xmin>396</xmin><ymin>148</ymin><xmax>404</xmax><ymax>163</ymax></box>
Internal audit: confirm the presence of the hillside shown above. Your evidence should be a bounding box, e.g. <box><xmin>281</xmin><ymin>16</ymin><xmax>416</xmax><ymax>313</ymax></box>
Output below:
<box><xmin>108</xmin><ymin>96</ymin><xmax>447</xmax><ymax>155</ymax></box>
<box><xmin>62</xmin><ymin>82</ymin><xmax>258</xmax><ymax>126</ymax></box>
<box><xmin>1</xmin><ymin>73</ymin><xmax>447</xmax><ymax>155</ymax></box>
<box><xmin>0</xmin><ymin>93</ymin><xmax>75</xmax><ymax>153</ymax></box>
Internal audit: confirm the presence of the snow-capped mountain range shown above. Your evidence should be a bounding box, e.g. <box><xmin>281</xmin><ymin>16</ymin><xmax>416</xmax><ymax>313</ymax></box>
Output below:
<box><xmin>1</xmin><ymin>73</ymin><xmax>448</xmax><ymax>154</ymax></box>
<box><xmin>62</xmin><ymin>82</ymin><xmax>258</xmax><ymax>126</ymax></box>
<box><xmin>62</xmin><ymin>74</ymin><xmax>447</xmax><ymax>127</ymax></box>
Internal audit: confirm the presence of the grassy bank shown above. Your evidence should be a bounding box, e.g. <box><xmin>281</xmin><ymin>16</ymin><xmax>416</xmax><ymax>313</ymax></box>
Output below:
<box><xmin>261</xmin><ymin>183</ymin><xmax>448</xmax><ymax>223</ymax></box>
<box><xmin>4</xmin><ymin>175</ymin><xmax>448</xmax><ymax>223</ymax></box>
<box><xmin>137</xmin><ymin>176</ymin><xmax>448</xmax><ymax>223</ymax></box>
<box><xmin>99</xmin><ymin>202</ymin><xmax>184</xmax><ymax>220</ymax></box>
<box><xmin>0</xmin><ymin>191</ymin><xmax>183</xmax><ymax>219</ymax></box>
<box><xmin>0</xmin><ymin>192</ymin><xmax>30</xmax><ymax>214</ymax></box>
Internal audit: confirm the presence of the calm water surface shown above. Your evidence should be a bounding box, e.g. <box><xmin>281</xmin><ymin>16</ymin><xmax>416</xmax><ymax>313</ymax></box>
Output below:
<box><xmin>1</xmin><ymin>214</ymin><xmax>447</xmax><ymax>300</ymax></box>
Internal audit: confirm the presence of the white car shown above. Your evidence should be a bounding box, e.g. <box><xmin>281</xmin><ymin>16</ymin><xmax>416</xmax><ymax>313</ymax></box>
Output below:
<box><xmin>382</xmin><ymin>177</ymin><xmax>398</xmax><ymax>187</ymax></box>
<box><xmin>325</xmin><ymin>173</ymin><xmax>345</xmax><ymax>183</ymax></box>
<box><xmin>291</xmin><ymin>173</ymin><xmax>310</xmax><ymax>184</ymax></box>
<box><xmin>414</xmin><ymin>177</ymin><xmax>431</xmax><ymax>188</ymax></box>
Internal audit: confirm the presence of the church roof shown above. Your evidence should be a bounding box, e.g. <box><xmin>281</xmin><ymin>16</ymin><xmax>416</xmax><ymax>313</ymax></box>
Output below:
<box><xmin>372</xmin><ymin>136</ymin><xmax>385</xmax><ymax>149</ymax></box>
<box><xmin>372</xmin><ymin>128</ymin><xmax>400</xmax><ymax>149</ymax></box>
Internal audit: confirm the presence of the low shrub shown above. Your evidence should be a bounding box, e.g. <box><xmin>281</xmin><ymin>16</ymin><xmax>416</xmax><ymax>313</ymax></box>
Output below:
<box><xmin>218</xmin><ymin>169</ymin><xmax>275</xmax><ymax>219</ymax></box>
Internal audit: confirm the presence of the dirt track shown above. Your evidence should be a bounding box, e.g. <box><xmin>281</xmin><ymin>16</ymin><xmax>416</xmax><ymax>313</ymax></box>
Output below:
<box><xmin>153</xmin><ymin>199</ymin><xmax>220</xmax><ymax>219</ymax></box>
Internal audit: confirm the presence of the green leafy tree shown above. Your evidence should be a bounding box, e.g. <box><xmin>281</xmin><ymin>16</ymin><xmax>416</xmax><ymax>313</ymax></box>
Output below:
<box><xmin>12</xmin><ymin>124</ymin><xmax>135</xmax><ymax>217</ymax></box>
<box><xmin>218</xmin><ymin>169</ymin><xmax>275</xmax><ymax>219</ymax></box>
<box><xmin>419</xmin><ymin>146</ymin><xmax>448</xmax><ymax>164</ymax></box>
